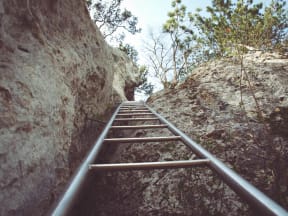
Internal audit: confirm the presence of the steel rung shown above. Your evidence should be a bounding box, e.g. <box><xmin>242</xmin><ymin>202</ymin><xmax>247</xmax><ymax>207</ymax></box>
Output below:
<box><xmin>120</xmin><ymin>106</ymin><xmax>146</xmax><ymax>108</ymax></box>
<box><xmin>111</xmin><ymin>124</ymin><xmax>168</xmax><ymax>129</ymax></box>
<box><xmin>104</xmin><ymin>136</ymin><xmax>181</xmax><ymax>143</ymax></box>
<box><xmin>117</xmin><ymin>113</ymin><xmax>154</xmax><ymax>116</ymax></box>
<box><xmin>114</xmin><ymin>117</ymin><xmax>158</xmax><ymax>121</ymax></box>
<box><xmin>89</xmin><ymin>159</ymin><xmax>210</xmax><ymax>171</ymax></box>
<box><xmin>121</xmin><ymin>104</ymin><xmax>144</xmax><ymax>106</ymax></box>
<box><xmin>123</xmin><ymin>104</ymin><xmax>143</xmax><ymax>105</ymax></box>
<box><xmin>119</xmin><ymin>110</ymin><xmax>149</xmax><ymax>113</ymax></box>
<box><xmin>122</xmin><ymin>103</ymin><xmax>144</xmax><ymax>106</ymax></box>
<box><xmin>120</xmin><ymin>107</ymin><xmax>148</xmax><ymax>111</ymax></box>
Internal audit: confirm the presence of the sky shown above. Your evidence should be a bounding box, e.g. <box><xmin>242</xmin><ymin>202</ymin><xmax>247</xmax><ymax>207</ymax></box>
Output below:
<box><xmin>121</xmin><ymin>0</ymin><xmax>212</xmax><ymax>32</ymax></box>
<box><xmin>120</xmin><ymin>0</ymin><xmax>276</xmax><ymax>53</ymax></box>
<box><xmin>121</xmin><ymin>0</ymin><xmax>213</xmax><ymax>62</ymax></box>
<box><xmin>119</xmin><ymin>0</ymin><xmax>214</xmax><ymax>100</ymax></box>
<box><xmin>117</xmin><ymin>0</ymin><xmax>277</xmax><ymax>100</ymax></box>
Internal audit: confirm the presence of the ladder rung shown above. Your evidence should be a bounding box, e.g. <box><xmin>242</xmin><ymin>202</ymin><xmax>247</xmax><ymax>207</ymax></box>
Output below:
<box><xmin>121</xmin><ymin>104</ymin><xmax>141</xmax><ymax>105</ymax></box>
<box><xmin>122</xmin><ymin>104</ymin><xmax>143</xmax><ymax>105</ymax></box>
<box><xmin>121</xmin><ymin>106</ymin><xmax>146</xmax><ymax>109</ymax></box>
<box><xmin>117</xmin><ymin>113</ymin><xmax>153</xmax><ymax>116</ymax></box>
<box><xmin>104</xmin><ymin>136</ymin><xmax>181</xmax><ymax>143</ymax></box>
<box><xmin>89</xmin><ymin>159</ymin><xmax>210</xmax><ymax>171</ymax></box>
<box><xmin>120</xmin><ymin>108</ymin><xmax>148</xmax><ymax>111</ymax></box>
<box><xmin>119</xmin><ymin>110</ymin><xmax>149</xmax><ymax>113</ymax></box>
<box><xmin>114</xmin><ymin>117</ymin><xmax>158</xmax><ymax>121</ymax></box>
<box><xmin>111</xmin><ymin>124</ymin><xmax>168</xmax><ymax>129</ymax></box>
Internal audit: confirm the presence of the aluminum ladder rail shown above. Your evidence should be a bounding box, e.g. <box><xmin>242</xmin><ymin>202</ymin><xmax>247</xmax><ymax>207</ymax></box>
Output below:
<box><xmin>52</xmin><ymin>101</ymin><xmax>288</xmax><ymax>216</ymax></box>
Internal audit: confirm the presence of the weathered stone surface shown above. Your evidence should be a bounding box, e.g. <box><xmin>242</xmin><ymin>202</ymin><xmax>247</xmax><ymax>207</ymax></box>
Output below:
<box><xmin>92</xmin><ymin>52</ymin><xmax>288</xmax><ymax>215</ymax></box>
<box><xmin>0</xmin><ymin>0</ymin><xmax>139</xmax><ymax>215</ymax></box>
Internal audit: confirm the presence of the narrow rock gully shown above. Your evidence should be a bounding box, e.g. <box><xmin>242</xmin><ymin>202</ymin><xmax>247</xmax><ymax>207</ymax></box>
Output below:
<box><xmin>50</xmin><ymin>101</ymin><xmax>288</xmax><ymax>216</ymax></box>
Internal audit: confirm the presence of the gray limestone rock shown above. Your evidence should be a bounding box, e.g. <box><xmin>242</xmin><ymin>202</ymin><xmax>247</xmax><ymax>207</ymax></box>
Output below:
<box><xmin>0</xmin><ymin>0</ymin><xmax>140</xmax><ymax>215</ymax></box>
<box><xmin>91</xmin><ymin>52</ymin><xmax>288</xmax><ymax>215</ymax></box>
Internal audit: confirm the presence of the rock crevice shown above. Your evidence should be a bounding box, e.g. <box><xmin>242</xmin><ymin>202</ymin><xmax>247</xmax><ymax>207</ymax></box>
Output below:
<box><xmin>0</xmin><ymin>0</ymin><xmax>140</xmax><ymax>215</ymax></box>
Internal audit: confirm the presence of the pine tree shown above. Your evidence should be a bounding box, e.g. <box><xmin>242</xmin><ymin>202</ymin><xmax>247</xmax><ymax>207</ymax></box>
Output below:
<box><xmin>192</xmin><ymin>0</ymin><xmax>288</xmax><ymax>57</ymax></box>
<box><xmin>163</xmin><ymin>0</ymin><xmax>194</xmax><ymax>86</ymax></box>
<box><xmin>119</xmin><ymin>42</ymin><xmax>139</xmax><ymax>63</ymax></box>
<box><xmin>136</xmin><ymin>66</ymin><xmax>154</xmax><ymax>96</ymax></box>
<box><xmin>87</xmin><ymin>0</ymin><xmax>141</xmax><ymax>42</ymax></box>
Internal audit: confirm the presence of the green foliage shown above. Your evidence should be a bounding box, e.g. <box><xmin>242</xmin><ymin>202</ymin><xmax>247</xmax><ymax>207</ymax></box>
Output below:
<box><xmin>136</xmin><ymin>66</ymin><xmax>154</xmax><ymax>96</ymax></box>
<box><xmin>144</xmin><ymin>0</ymin><xmax>287</xmax><ymax>92</ymax></box>
<box><xmin>86</xmin><ymin>0</ymin><xmax>92</xmax><ymax>10</ymax></box>
<box><xmin>118</xmin><ymin>42</ymin><xmax>138</xmax><ymax>63</ymax></box>
<box><xmin>145</xmin><ymin>0</ymin><xmax>287</xmax><ymax>91</ymax></box>
<box><xmin>144</xmin><ymin>0</ymin><xmax>206</xmax><ymax>89</ymax></box>
<box><xmin>88</xmin><ymin>0</ymin><xmax>141</xmax><ymax>41</ymax></box>
<box><xmin>162</xmin><ymin>0</ymin><xmax>194</xmax><ymax>86</ymax></box>
<box><xmin>191</xmin><ymin>0</ymin><xmax>288</xmax><ymax>57</ymax></box>
<box><xmin>118</xmin><ymin>44</ymin><xmax>153</xmax><ymax>96</ymax></box>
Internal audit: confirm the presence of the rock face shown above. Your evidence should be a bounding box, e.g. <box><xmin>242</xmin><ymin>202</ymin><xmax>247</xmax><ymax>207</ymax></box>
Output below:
<box><xmin>0</xmin><ymin>0</ymin><xmax>139</xmax><ymax>215</ymax></box>
<box><xmin>92</xmin><ymin>52</ymin><xmax>288</xmax><ymax>215</ymax></box>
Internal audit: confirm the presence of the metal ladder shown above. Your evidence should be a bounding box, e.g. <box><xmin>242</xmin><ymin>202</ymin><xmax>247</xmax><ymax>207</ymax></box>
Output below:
<box><xmin>52</xmin><ymin>101</ymin><xmax>288</xmax><ymax>216</ymax></box>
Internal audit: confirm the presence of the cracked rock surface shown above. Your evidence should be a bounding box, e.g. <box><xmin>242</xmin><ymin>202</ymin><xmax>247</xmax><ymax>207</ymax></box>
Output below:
<box><xmin>0</xmin><ymin>0</ymin><xmax>139</xmax><ymax>215</ymax></box>
<box><xmin>91</xmin><ymin>52</ymin><xmax>288</xmax><ymax>215</ymax></box>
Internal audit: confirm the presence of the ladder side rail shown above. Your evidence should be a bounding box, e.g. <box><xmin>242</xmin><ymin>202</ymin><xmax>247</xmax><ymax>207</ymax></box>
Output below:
<box><xmin>145</xmin><ymin>104</ymin><xmax>288</xmax><ymax>216</ymax></box>
<box><xmin>50</xmin><ymin>103</ymin><xmax>122</xmax><ymax>216</ymax></box>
